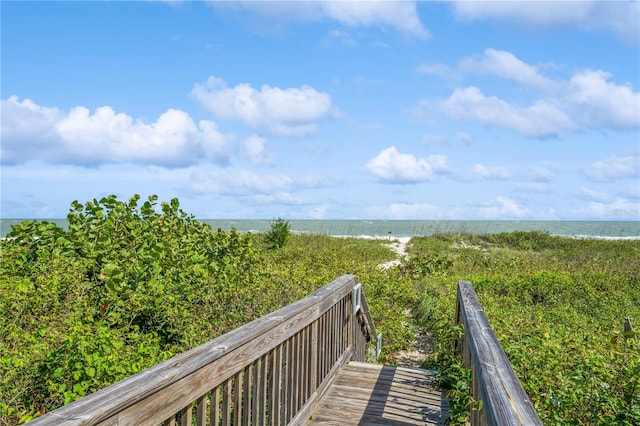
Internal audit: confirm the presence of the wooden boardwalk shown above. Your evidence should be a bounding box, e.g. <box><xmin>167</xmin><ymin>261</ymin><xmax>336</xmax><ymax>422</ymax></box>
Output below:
<box><xmin>308</xmin><ymin>361</ymin><xmax>449</xmax><ymax>425</ymax></box>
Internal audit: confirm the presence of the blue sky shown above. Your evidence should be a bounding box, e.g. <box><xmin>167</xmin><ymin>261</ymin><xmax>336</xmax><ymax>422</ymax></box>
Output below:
<box><xmin>2</xmin><ymin>1</ymin><xmax>639</xmax><ymax>220</ymax></box>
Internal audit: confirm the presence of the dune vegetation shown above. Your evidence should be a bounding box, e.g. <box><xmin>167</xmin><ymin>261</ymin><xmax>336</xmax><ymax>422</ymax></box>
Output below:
<box><xmin>1</xmin><ymin>195</ymin><xmax>638</xmax><ymax>425</ymax></box>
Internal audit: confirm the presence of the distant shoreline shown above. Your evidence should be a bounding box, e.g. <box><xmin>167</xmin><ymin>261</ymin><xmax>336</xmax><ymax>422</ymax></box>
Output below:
<box><xmin>2</xmin><ymin>219</ymin><xmax>639</xmax><ymax>239</ymax></box>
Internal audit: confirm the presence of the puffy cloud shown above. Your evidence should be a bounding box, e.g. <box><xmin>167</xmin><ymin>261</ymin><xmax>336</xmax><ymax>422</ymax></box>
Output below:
<box><xmin>191</xmin><ymin>76</ymin><xmax>337</xmax><ymax>137</ymax></box>
<box><xmin>424</xmin><ymin>49</ymin><xmax>638</xmax><ymax>135</ymax></box>
<box><xmin>472</xmin><ymin>164</ymin><xmax>510</xmax><ymax>180</ymax></box>
<box><xmin>365</xmin><ymin>146</ymin><xmax>450</xmax><ymax>183</ymax></box>
<box><xmin>459</xmin><ymin>49</ymin><xmax>559</xmax><ymax>91</ymax></box>
<box><xmin>585</xmin><ymin>154</ymin><xmax>640</xmax><ymax>182</ymax></box>
<box><xmin>451</xmin><ymin>1</ymin><xmax>639</xmax><ymax>43</ymax></box>
<box><xmin>321</xmin><ymin>1</ymin><xmax>428</xmax><ymax>38</ymax></box>
<box><xmin>439</xmin><ymin>86</ymin><xmax>574</xmax><ymax>137</ymax></box>
<box><xmin>473</xmin><ymin>196</ymin><xmax>528</xmax><ymax>218</ymax></box>
<box><xmin>218</xmin><ymin>1</ymin><xmax>429</xmax><ymax>39</ymax></box>
<box><xmin>568</xmin><ymin>70</ymin><xmax>640</xmax><ymax>129</ymax></box>
<box><xmin>243</xmin><ymin>134</ymin><xmax>275</xmax><ymax>166</ymax></box>
<box><xmin>587</xmin><ymin>199</ymin><xmax>640</xmax><ymax>218</ymax></box>
<box><xmin>1</xmin><ymin>96</ymin><xmax>232</xmax><ymax>167</ymax></box>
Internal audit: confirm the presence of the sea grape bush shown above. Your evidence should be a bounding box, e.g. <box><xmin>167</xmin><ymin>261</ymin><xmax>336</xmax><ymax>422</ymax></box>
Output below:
<box><xmin>0</xmin><ymin>195</ymin><xmax>261</xmax><ymax>423</ymax></box>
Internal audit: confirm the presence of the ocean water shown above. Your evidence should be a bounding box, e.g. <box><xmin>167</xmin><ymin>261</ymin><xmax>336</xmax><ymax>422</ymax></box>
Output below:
<box><xmin>1</xmin><ymin>219</ymin><xmax>639</xmax><ymax>239</ymax></box>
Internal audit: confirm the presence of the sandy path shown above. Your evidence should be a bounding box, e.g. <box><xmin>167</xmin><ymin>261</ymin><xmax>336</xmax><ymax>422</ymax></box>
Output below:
<box><xmin>377</xmin><ymin>237</ymin><xmax>411</xmax><ymax>269</ymax></box>
<box><xmin>376</xmin><ymin>237</ymin><xmax>436</xmax><ymax>368</ymax></box>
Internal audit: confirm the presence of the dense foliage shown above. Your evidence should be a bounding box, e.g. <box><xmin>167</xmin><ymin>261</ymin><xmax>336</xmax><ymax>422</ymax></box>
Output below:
<box><xmin>409</xmin><ymin>231</ymin><xmax>640</xmax><ymax>425</ymax></box>
<box><xmin>1</xmin><ymin>198</ymin><xmax>638</xmax><ymax>425</ymax></box>
<box><xmin>0</xmin><ymin>195</ymin><xmax>413</xmax><ymax>424</ymax></box>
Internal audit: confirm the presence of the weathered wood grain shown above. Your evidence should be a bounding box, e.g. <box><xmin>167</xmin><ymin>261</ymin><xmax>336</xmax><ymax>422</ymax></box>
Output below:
<box><xmin>455</xmin><ymin>280</ymin><xmax>542</xmax><ymax>426</ymax></box>
<box><xmin>307</xmin><ymin>362</ymin><xmax>449</xmax><ymax>425</ymax></box>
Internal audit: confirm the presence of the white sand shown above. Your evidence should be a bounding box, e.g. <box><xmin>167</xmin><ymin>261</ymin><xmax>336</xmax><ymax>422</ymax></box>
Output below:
<box><xmin>377</xmin><ymin>237</ymin><xmax>411</xmax><ymax>270</ymax></box>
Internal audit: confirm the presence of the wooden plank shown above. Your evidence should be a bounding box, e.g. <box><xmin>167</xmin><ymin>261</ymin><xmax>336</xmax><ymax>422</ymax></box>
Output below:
<box><xmin>269</xmin><ymin>346</ymin><xmax>282</xmax><ymax>426</ymax></box>
<box><xmin>210</xmin><ymin>387</ymin><xmax>220</xmax><ymax>426</ymax></box>
<box><xmin>251</xmin><ymin>358</ymin><xmax>260</xmax><ymax>426</ymax></box>
<box><xmin>243</xmin><ymin>364</ymin><xmax>252</xmax><ymax>426</ymax></box>
<box><xmin>233</xmin><ymin>371</ymin><xmax>242</xmax><ymax>426</ymax></box>
<box><xmin>287</xmin><ymin>347</ymin><xmax>353</xmax><ymax>426</ymax></box>
<box><xmin>310</xmin><ymin>321</ymin><xmax>318</xmax><ymax>394</ymax></box>
<box><xmin>222</xmin><ymin>380</ymin><xmax>231</xmax><ymax>426</ymax></box>
<box><xmin>195</xmin><ymin>395</ymin><xmax>206</xmax><ymax>426</ymax></box>
<box><xmin>456</xmin><ymin>280</ymin><xmax>542</xmax><ymax>426</ymax></box>
<box><xmin>308</xmin><ymin>362</ymin><xmax>449</xmax><ymax>426</ymax></box>
<box><xmin>179</xmin><ymin>405</ymin><xmax>191</xmax><ymax>426</ymax></box>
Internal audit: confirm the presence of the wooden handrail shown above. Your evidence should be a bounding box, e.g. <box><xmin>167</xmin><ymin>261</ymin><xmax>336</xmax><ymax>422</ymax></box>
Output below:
<box><xmin>455</xmin><ymin>280</ymin><xmax>542</xmax><ymax>426</ymax></box>
<box><xmin>30</xmin><ymin>274</ymin><xmax>377</xmax><ymax>426</ymax></box>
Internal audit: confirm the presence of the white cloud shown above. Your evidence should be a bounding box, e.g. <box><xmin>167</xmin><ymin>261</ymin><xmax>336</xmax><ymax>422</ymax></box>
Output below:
<box><xmin>366</xmin><ymin>202</ymin><xmax>452</xmax><ymax>220</ymax></box>
<box><xmin>186</xmin><ymin>169</ymin><xmax>331</xmax><ymax>196</ymax></box>
<box><xmin>220</xmin><ymin>1</ymin><xmax>429</xmax><ymax>39</ymax></box>
<box><xmin>472</xmin><ymin>163</ymin><xmax>510</xmax><ymax>180</ymax></box>
<box><xmin>187</xmin><ymin>170</ymin><xmax>294</xmax><ymax>195</ymax></box>
<box><xmin>423</xmin><ymin>49</ymin><xmax>638</xmax><ymax>135</ymax></box>
<box><xmin>587</xmin><ymin>199</ymin><xmax>640</xmax><ymax>218</ymax></box>
<box><xmin>439</xmin><ymin>86</ymin><xmax>574</xmax><ymax>137</ymax></box>
<box><xmin>580</xmin><ymin>186</ymin><xmax>609</xmax><ymax>202</ymax></box>
<box><xmin>321</xmin><ymin>1</ymin><xmax>428</xmax><ymax>38</ymax></box>
<box><xmin>568</xmin><ymin>70</ymin><xmax>640</xmax><ymax>129</ymax></box>
<box><xmin>585</xmin><ymin>154</ymin><xmax>640</xmax><ymax>182</ymax></box>
<box><xmin>1</xmin><ymin>96</ymin><xmax>232</xmax><ymax>167</ymax></box>
<box><xmin>365</xmin><ymin>146</ymin><xmax>450</xmax><ymax>183</ymax></box>
<box><xmin>243</xmin><ymin>134</ymin><xmax>275</xmax><ymax>166</ymax></box>
<box><xmin>451</xmin><ymin>1</ymin><xmax>639</xmax><ymax>43</ymax></box>
<box><xmin>254</xmin><ymin>192</ymin><xmax>302</xmax><ymax>205</ymax></box>
<box><xmin>310</xmin><ymin>204</ymin><xmax>329</xmax><ymax>219</ymax></box>
<box><xmin>527</xmin><ymin>164</ymin><xmax>557</xmax><ymax>182</ymax></box>
<box><xmin>386</xmin><ymin>202</ymin><xmax>449</xmax><ymax>220</ymax></box>
<box><xmin>459</xmin><ymin>49</ymin><xmax>559</xmax><ymax>91</ymax></box>
<box><xmin>191</xmin><ymin>76</ymin><xmax>337</xmax><ymax>137</ymax></box>
<box><xmin>473</xmin><ymin>196</ymin><xmax>528</xmax><ymax>218</ymax></box>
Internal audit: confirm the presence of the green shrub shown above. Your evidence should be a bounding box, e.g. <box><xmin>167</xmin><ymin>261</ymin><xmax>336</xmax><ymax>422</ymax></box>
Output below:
<box><xmin>265</xmin><ymin>217</ymin><xmax>291</xmax><ymax>249</ymax></box>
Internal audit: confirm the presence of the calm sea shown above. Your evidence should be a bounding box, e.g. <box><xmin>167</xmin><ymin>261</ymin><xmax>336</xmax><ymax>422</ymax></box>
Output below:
<box><xmin>1</xmin><ymin>219</ymin><xmax>639</xmax><ymax>239</ymax></box>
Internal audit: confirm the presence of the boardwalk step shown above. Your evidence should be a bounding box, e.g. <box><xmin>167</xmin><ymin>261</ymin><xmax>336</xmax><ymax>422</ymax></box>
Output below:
<box><xmin>307</xmin><ymin>361</ymin><xmax>449</xmax><ymax>425</ymax></box>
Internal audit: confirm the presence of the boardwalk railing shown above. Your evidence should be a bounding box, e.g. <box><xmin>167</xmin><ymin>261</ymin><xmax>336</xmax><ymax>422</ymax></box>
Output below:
<box><xmin>30</xmin><ymin>274</ymin><xmax>377</xmax><ymax>426</ymax></box>
<box><xmin>455</xmin><ymin>280</ymin><xmax>542</xmax><ymax>426</ymax></box>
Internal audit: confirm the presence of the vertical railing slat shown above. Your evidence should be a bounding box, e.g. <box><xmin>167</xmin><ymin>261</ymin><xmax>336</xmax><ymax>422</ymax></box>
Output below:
<box><xmin>251</xmin><ymin>358</ymin><xmax>261</xmax><ymax>426</ymax></box>
<box><xmin>211</xmin><ymin>386</ymin><xmax>221</xmax><ymax>426</ymax></box>
<box><xmin>243</xmin><ymin>364</ymin><xmax>252</xmax><ymax>426</ymax></box>
<box><xmin>233</xmin><ymin>371</ymin><xmax>242</xmax><ymax>426</ymax></box>
<box><xmin>222</xmin><ymin>379</ymin><xmax>232</xmax><ymax>426</ymax></box>
<box><xmin>179</xmin><ymin>405</ymin><xmax>191</xmax><ymax>426</ymax></box>
<box><xmin>196</xmin><ymin>395</ymin><xmax>206</xmax><ymax>426</ymax></box>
